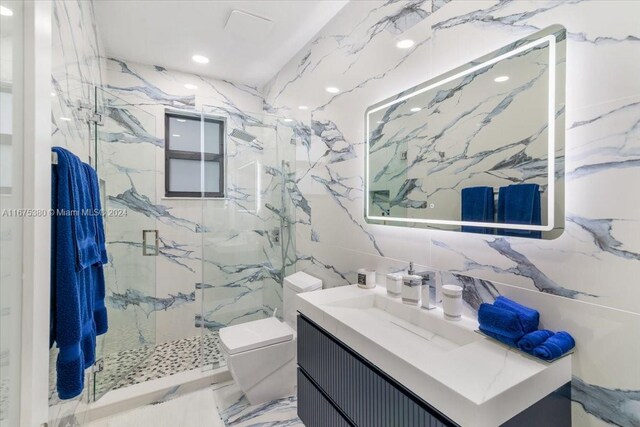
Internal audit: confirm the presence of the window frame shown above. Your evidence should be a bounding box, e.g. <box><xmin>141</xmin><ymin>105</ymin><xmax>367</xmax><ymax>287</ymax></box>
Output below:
<box><xmin>164</xmin><ymin>111</ymin><xmax>225</xmax><ymax>198</ymax></box>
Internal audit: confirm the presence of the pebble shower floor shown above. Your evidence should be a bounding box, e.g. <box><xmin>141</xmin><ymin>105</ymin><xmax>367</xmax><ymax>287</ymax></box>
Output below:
<box><xmin>49</xmin><ymin>331</ymin><xmax>223</xmax><ymax>405</ymax></box>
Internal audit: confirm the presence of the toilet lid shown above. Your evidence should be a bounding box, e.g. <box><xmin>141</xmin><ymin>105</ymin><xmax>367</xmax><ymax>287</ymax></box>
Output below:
<box><xmin>219</xmin><ymin>317</ymin><xmax>294</xmax><ymax>355</ymax></box>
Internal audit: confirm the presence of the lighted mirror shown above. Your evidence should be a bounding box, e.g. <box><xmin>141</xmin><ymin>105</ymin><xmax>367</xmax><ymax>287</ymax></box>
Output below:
<box><xmin>365</xmin><ymin>25</ymin><xmax>566</xmax><ymax>239</ymax></box>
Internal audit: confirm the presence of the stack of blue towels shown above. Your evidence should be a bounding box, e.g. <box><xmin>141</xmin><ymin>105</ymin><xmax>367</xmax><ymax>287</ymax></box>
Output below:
<box><xmin>478</xmin><ymin>296</ymin><xmax>575</xmax><ymax>361</ymax></box>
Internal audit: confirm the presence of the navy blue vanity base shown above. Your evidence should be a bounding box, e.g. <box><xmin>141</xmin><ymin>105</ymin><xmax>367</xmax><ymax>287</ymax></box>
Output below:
<box><xmin>297</xmin><ymin>314</ymin><xmax>571</xmax><ymax>427</ymax></box>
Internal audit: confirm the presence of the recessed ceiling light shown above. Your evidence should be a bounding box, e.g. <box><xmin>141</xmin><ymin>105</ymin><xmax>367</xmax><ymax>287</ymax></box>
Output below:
<box><xmin>0</xmin><ymin>6</ymin><xmax>13</xmax><ymax>16</ymax></box>
<box><xmin>192</xmin><ymin>54</ymin><xmax>209</xmax><ymax>64</ymax></box>
<box><xmin>172</xmin><ymin>134</ymin><xmax>181</xmax><ymax>137</ymax></box>
<box><xmin>176</xmin><ymin>119</ymin><xmax>186</xmax><ymax>122</ymax></box>
<box><xmin>494</xmin><ymin>75</ymin><xmax>509</xmax><ymax>83</ymax></box>
<box><xmin>410</xmin><ymin>107</ymin><xmax>422</xmax><ymax>112</ymax></box>
<box><xmin>396</xmin><ymin>39</ymin><xmax>415</xmax><ymax>49</ymax></box>
<box><xmin>325</xmin><ymin>87</ymin><xmax>340</xmax><ymax>94</ymax></box>
<box><xmin>184</xmin><ymin>83</ymin><xmax>198</xmax><ymax>90</ymax></box>
<box><xmin>298</xmin><ymin>105</ymin><xmax>308</xmax><ymax>110</ymax></box>
<box><xmin>283</xmin><ymin>118</ymin><xmax>293</xmax><ymax>122</ymax></box>
<box><xmin>59</xmin><ymin>117</ymin><xmax>71</xmax><ymax>121</ymax></box>
<box><xmin>51</xmin><ymin>92</ymin><xmax>56</xmax><ymax>97</ymax></box>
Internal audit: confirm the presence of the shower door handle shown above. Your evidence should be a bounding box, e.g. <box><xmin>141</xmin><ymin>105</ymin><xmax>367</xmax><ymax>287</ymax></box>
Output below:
<box><xmin>142</xmin><ymin>229</ymin><xmax>159</xmax><ymax>256</ymax></box>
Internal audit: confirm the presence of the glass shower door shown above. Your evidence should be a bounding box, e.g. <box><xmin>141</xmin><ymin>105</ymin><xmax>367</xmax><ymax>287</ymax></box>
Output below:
<box><xmin>198</xmin><ymin>107</ymin><xmax>297</xmax><ymax>370</ymax></box>
<box><xmin>92</xmin><ymin>87</ymin><xmax>158</xmax><ymax>400</ymax></box>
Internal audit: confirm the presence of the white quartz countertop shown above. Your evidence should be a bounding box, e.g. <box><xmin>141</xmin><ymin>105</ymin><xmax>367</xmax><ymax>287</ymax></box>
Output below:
<box><xmin>297</xmin><ymin>285</ymin><xmax>572</xmax><ymax>427</ymax></box>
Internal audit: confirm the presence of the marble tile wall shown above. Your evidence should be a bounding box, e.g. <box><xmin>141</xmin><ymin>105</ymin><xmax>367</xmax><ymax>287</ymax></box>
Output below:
<box><xmin>49</xmin><ymin>0</ymin><xmax>298</xmax><ymax>414</ymax></box>
<box><xmin>264</xmin><ymin>1</ymin><xmax>640</xmax><ymax>426</ymax></box>
<box><xmin>102</xmin><ymin>59</ymin><xmax>297</xmax><ymax>347</ymax></box>
<box><xmin>49</xmin><ymin>0</ymin><xmax>106</xmax><ymax>419</ymax></box>
<box><xmin>51</xmin><ymin>0</ymin><xmax>104</xmax><ymax>161</ymax></box>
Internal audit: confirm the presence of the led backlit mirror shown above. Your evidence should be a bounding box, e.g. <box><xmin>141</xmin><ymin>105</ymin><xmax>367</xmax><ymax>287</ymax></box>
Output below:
<box><xmin>365</xmin><ymin>25</ymin><xmax>566</xmax><ymax>239</ymax></box>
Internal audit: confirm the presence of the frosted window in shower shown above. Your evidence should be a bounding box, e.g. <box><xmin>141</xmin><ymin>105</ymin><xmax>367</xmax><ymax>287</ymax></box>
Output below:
<box><xmin>166</xmin><ymin>116</ymin><xmax>221</xmax><ymax>154</ymax></box>
<box><xmin>164</xmin><ymin>111</ymin><xmax>225</xmax><ymax>197</ymax></box>
<box><xmin>168</xmin><ymin>159</ymin><xmax>220</xmax><ymax>193</ymax></box>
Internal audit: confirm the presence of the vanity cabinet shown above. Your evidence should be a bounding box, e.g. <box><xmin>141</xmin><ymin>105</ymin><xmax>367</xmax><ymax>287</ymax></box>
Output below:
<box><xmin>297</xmin><ymin>314</ymin><xmax>571</xmax><ymax>427</ymax></box>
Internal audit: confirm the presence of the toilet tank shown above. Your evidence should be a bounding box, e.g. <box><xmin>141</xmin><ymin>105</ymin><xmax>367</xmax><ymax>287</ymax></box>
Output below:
<box><xmin>283</xmin><ymin>272</ymin><xmax>322</xmax><ymax>330</ymax></box>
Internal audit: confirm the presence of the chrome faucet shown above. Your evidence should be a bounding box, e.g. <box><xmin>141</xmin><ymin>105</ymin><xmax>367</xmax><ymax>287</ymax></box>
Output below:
<box><xmin>408</xmin><ymin>261</ymin><xmax>436</xmax><ymax>310</ymax></box>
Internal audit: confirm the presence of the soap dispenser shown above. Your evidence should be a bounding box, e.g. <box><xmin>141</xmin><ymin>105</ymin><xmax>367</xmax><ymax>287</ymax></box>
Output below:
<box><xmin>402</xmin><ymin>274</ymin><xmax>422</xmax><ymax>305</ymax></box>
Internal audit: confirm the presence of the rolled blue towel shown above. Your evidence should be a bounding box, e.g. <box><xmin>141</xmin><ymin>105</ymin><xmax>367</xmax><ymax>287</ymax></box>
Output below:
<box><xmin>478</xmin><ymin>303</ymin><xmax>525</xmax><ymax>347</ymax></box>
<box><xmin>533</xmin><ymin>331</ymin><xmax>575</xmax><ymax>361</ymax></box>
<box><xmin>517</xmin><ymin>329</ymin><xmax>554</xmax><ymax>354</ymax></box>
<box><xmin>494</xmin><ymin>296</ymin><xmax>540</xmax><ymax>333</ymax></box>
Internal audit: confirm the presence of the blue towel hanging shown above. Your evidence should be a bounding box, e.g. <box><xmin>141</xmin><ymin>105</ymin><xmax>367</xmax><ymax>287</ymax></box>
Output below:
<box><xmin>51</xmin><ymin>147</ymin><xmax>108</xmax><ymax>400</ymax></box>
<box><xmin>497</xmin><ymin>184</ymin><xmax>542</xmax><ymax>238</ymax></box>
<box><xmin>461</xmin><ymin>186</ymin><xmax>495</xmax><ymax>234</ymax></box>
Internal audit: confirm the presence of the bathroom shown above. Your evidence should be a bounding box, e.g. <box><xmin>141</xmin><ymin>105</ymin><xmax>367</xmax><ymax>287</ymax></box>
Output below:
<box><xmin>1</xmin><ymin>0</ymin><xmax>638</xmax><ymax>426</ymax></box>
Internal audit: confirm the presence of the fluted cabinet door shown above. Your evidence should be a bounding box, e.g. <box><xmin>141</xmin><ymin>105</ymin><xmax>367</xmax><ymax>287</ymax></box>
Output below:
<box><xmin>297</xmin><ymin>315</ymin><xmax>454</xmax><ymax>427</ymax></box>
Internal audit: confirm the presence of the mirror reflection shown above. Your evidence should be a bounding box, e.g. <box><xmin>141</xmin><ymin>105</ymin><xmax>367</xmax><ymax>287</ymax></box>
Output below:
<box><xmin>365</xmin><ymin>25</ymin><xmax>566</xmax><ymax>239</ymax></box>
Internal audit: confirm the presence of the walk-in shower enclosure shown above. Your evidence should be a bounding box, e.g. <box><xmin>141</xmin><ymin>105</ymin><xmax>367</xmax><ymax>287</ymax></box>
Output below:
<box><xmin>47</xmin><ymin>87</ymin><xmax>299</xmax><ymax>405</ymax></box>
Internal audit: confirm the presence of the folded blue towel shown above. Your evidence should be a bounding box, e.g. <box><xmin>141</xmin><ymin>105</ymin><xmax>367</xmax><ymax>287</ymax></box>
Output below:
<box><xmin>533</xmin><ymin>331</ymin><xmax>575</xmax><ymax>361</ymax></box>
<box><xmin>497</xmin><ymin>183</ymin><xmax>541</xmax><ymax>238</ymax></box>
<box><xmin>494</xmin><ymin>295</ymin><xmax>539</xmax><ymax>333</ymax></box>
<box><xmin>478</xmin><ymin>303</ymin><xmax>525</xmax><ymax>347</ymax></box>
<box><xmin>461</xmin><ymin>186</ymin><xmax>495</xmax><ymax>234</ymax></box>
<box><xmin>517</xmin><ymin>329</ymin><xmax>554</xmax><ymax>354</ymax></box>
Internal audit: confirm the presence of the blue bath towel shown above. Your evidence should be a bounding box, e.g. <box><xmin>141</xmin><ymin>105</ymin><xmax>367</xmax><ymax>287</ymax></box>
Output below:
<box><xmin>461</xmin><ymin>186</ymin><xmax>495</xmax><ymax>234</ymax></box>
<box><xmin>517</xmin><ymin>329</ymin><xmax>554</xmax><ymax>354</ymax></box>
<box><xmin>478</xmin><ymin>303</ymin><xmax>525</xmax><ymax>347</ymax></box>
<box><xmin>533</xmin><ymin>331</ymin><xmax>575</xmax><ymax>361</ymax></box>
<box><xmin>83</xmin><ymin>163</ymin><xmax>108</xmax><ymax>264</ymax></box>
<box><xmin>497</xmin><ymin>184</ymin><xmax>541</xmax><ymax>238</ymax></box>
<box><xmin>83</xmin><ymin>163</ymin><xmax>108</xmax><ymax>335</ymax></box>
<box><xmin>493</xmin><ymin>295</ymin><xmax>539</xmax><ymax>333</ymax></box>
<box><xmin>51</xmin><ymin>147</ymin><xmax>108</xmax><ymax>399</ymax></box>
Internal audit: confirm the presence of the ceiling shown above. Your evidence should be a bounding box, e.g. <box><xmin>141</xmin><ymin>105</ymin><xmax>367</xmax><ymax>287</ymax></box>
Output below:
<box><xmin>94</xmin><ymin>0</ymin><xmax>348</xmax><ymax>87</ymax></box>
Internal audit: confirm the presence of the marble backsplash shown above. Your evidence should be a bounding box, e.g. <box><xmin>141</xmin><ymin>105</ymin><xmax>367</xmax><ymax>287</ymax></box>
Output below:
<box><xmin>264</xmin><ymin>1</ymin><xmax>640</xmax><ymax>426</ymax></box>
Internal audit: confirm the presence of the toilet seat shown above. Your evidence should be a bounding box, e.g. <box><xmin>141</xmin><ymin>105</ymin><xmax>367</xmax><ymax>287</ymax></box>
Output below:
<box><xmin>219</xmin><ymin>317</ymin><xmax>293</xmax><ymax>355</ymax></box>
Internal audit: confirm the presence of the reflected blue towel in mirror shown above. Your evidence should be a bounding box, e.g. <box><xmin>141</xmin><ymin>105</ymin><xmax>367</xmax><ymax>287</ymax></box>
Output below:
<box><xmin>497</xmin><ymin>184</ymin><xmax>541</xmax><ymax>238</ymax></box>
<box><xmin>533</xmin><ymin>331</ymin><xmax>575</xmax><ymax>361</ymax></box>
<box><xmin>461</xmin><ymin>186</ymin><xmax>495</xmax><ymax>234</ymax></box>
<box><xmin>517</xmin><ymin>329</ymin><xmax>554</xmax><ymax>354</ymax></box>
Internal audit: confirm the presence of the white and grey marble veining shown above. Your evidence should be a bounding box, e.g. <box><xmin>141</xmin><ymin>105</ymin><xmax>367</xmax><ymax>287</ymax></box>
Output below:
<box><xmin>105</xmin><ymin>57</ymin><xmax>196</xmax><ymax>108</ymax></box>
<box><xmin>214</xmin><ymin>381</ymin><xmax>302</xmax><ymax>427</ymax></box>
<box><xmin>567</xmin><ymin>215</ymin><xmax>640</xmax><ymax>261</ymax></box>
<box><xmin>108</xmin><ymin>184</ymin><xmax>206</xmax><ymax>232</ymax></box>
<box><xmin>433</xmin><ymin>238</ymin><xmax>597</xmax><ymax>299</ymax></box>
<box><xmin>572</xmin><ymin>376</ymin><xmax>640</xmax><ymax>427</ymax></box>
<box><xmin>264</xmin><ymin>2</ymin><xmax>640</xmax><ymax>425</ymax></box>
<box><xmin>108</xmin><ymin>289</ymin><xmax>196</xmax><ymax>316</ymax></box>
<box><xmin>312</xmin><ymin>167</ymin><xmax>384</xmax><ymax>256</ymax></box>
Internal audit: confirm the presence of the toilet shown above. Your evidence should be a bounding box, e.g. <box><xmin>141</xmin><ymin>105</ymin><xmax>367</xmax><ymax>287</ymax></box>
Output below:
<box><xmin>219</xmin><ymin>271</ymin><xmax>322</xmax><ymax>404</ymax></box>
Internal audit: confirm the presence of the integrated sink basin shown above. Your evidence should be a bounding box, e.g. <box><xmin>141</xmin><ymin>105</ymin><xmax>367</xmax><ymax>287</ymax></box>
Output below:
<box><xmin>297</xmin><ymin>285</ymin><xmax>572</xmax><ymax>427</ymax></box>
<box><xmin>322</xmin><ymin>292</ymin><xmax>478</xmax><ymax>357</ymax></box>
